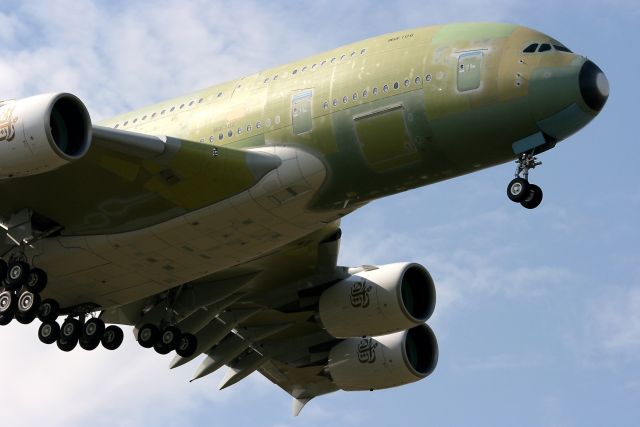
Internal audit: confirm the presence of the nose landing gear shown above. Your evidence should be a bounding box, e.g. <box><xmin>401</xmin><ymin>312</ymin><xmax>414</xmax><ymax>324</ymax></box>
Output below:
<box><xmin>507</xmin><ymin>153</ymin><xmax>544</xmax><ymax>209</ymax></box>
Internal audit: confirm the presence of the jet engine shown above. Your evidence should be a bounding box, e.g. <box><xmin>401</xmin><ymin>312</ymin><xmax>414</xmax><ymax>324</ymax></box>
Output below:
<box><xmin>0</xmin><ymin>93</ymin><xmax>92</xmax><ymax>178</ymax></box>
<box><xmin>327</xmin><ymin>324</ymin><xmax>438</xmax><ymax>391</ymax></box>
<box><xmin>318</xmin><ymin>262</ymin><xmax>436</xmax><ymax>338</ymax></box>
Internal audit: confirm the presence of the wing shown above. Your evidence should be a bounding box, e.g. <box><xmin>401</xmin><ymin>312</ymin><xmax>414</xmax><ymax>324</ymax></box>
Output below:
<box><xmin>0</xmin><ymin>125</ymin><xmax>280</xmax><ymax>239</ymax></box>
<box><xmin>100</xmin><ymin>221</ymin><xmax>346</xmax><ymax>414</ymax></box>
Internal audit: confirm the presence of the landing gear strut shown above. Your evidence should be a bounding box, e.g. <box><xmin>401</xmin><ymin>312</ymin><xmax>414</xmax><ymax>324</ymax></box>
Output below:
<box><xmin>507</xmin><ymin>153</ymin><xmax>544</xmax><ymax>209</ymax></box>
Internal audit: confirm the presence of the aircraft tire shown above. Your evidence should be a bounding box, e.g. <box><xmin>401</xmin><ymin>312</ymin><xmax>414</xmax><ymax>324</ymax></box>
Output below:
<box><xmin>176</xmin><ymin>333</ymin><xmax>198</xmax><ymax>358</ymax></box>
<box><xmin>102</xmin><ymin>325</ymin><xmax>124</xmax><ymax>350</ymax></box>
<box><xmin>520</xmin><ymin>184</ymin><xmax>543</xmax><ymax>209</ymax></box>
<box><xmin>138</xmin><ymin>323</ymin><xmax>160</xmax><ymax>348</ymax></box>
<box><xmin>25</xmin><ymin>268</ymin><xmax>48</xmax><ymax>294</ymax></box>
<box><xmin>38</xmin><ymin>299</ymin><xmax>60</xmax><ymax>322</ymax></box>
<box><xmin>16</xmin><ymin>289</ymin><xmax>41</xmax><ymax>324</ymax></box>
<box><xmin>39</xmin><ymin>321</ymin><xmax>60</xmax><ymax>344</ymax></box>
<box><xmin>0</xmin><ymin>313</ymin><xmax>13</xmax><ymax>326</ymax></box>
<box><xmin>57</xmin><ymin>336</ymin><xmax>78</xmax><ymax>352</ymax></box>
<box><xmin>0</xmin><ymin>289</ymin><xmax>17</xmax><ymax>319</ymax></box>
<box><xmin>507</xmin><ymin>178</ymin><xmax>530</xmax><ymax>203</ymax></box>
<box><xmin>4</xmin><ymin>261</ymin><xmax>30</xmax><ymax>291</ymax></box>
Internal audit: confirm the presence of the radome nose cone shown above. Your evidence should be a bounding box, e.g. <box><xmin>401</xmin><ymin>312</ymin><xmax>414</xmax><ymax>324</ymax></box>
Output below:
<box><xmin>579</xmin><ymin>60</ymin><xmax>609</xmax><ymax>112</ymax></box>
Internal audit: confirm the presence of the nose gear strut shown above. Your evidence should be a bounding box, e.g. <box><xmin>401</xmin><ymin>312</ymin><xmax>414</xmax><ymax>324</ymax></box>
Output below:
<box><xmin>507</xmin><ymin>153</ymin><xmax>544</xmax><ymax>209</ymax></box>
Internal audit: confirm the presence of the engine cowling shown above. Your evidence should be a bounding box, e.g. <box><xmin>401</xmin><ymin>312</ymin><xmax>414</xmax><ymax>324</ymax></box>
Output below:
<box><xmin>327</xmin><ymin>324</ymin><xmax>438</xmax><ymax>391</ymax></box>
<box><xmin>0</xmin><ymin>93</ymin><xmax>91</xmax><ymax>178</ymax></box>
<box><xmin>318</xmin><ymin>262</ymin><xmax>436</xmax><ymax>338</ymax></box>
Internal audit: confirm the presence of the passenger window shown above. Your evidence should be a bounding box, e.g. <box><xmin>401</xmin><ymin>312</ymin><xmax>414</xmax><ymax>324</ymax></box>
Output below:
<box><xmin>373</xmin><ymin>87</ymin><xmax>379</xmax><ymax>95</ymax></box>
<box><xmin>363</xmin><ymin>89</ymin><xmax>368</xmax><ymax>97</ymax></box>
<box><xmin>393</xmin><ymin>82</ymin><xmax>400</xmax><ymax>90</ymax></box>
<box><xmin>256</xmin><ymin>121</ymin><xmax>262</xmax><ymax>129</ymax></box>
<box><xmin>247</xmin><ymin>124</ymin><xmax>252</xmax><ymax>132</ymax></box>
<box><xmin>352</xmin><ymin>92</ymin><xmax>358</xmax><ymax>100</ymax></box>
<box><xmin>323</xmin><ymin>101</ymin><xmax>329</xmax><ymax>109</ymax></box>
<box><xmin>361</xmin><ymin>48</ymin><xmax>366</xmax><ymax>55</ymax></box>
<box><xmin>523</xmin><ymin>43</ymin><xmax>538</xmax><ymax>53</ymax></box>
<box><xmin>237</xmin><ymin>127</ymin><xmax>242</xmax><ymax>135</ymax></box>
<box><xmin>332</xmin><ymin>99</ymin><xmax>338</xmax><ymax>106</ymax></box>
<box><xmin>217</xmin><ymin>92</ymin><xmax>223</xmax><ymax>97</ymax></box>
<box><xmin>538</xmin><ymin>44</ymin><xmax>551</xmax><ymax>52</ymax></box>
<box><xmin>114</xmin><ymin>124</ymin><xmax>119</xmax><ymax>129</ymax></box>
<box><xmin>343</xmin><ymin>95</ymin><xmax>348</xmax><ymax>103</ymax></box>
<box><xmin>226</xmin><ymin>130</ymin><xmax>232</xmax><ymax>137</ymax></box>
<box><xmin>292</xmin><ymin>69</ymin><xmax>298</xmax><ymax>75</ymax></box>
<box><xmin>218</xmin><ymin>133</ymin><xmax>224</xmax><ymax>140</ymax></box>
<box><xmin>415</xmin><ymin>76</ymin><xmax>421</xmax><ymax>85</ymax></box>
<box><xmin>383</xmin><ymin>84</ymin><xmax>389</xmax><ymax>93</ymax></box>
<box><xmin>404</xmin><ymin>79</ymin><xmax>410</xmax><ymax>87</ymax></box>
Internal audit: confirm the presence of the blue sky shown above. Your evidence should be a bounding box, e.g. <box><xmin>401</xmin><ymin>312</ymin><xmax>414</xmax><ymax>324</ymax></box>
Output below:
<box><xmin>0</xmin><ymin>1</ymin><xmax>638</xmax><ymax>426</ymax></box>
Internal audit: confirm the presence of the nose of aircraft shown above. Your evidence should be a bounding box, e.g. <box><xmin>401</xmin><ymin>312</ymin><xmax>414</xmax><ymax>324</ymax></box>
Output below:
<box><xmin>579</xmin><ymin>60</ymin><xmax>609</xmax><ymax>112</ymax></box>
<box><xmin>528</xmin><ymin>56</ymin><xmax>609</xmax><ymax>142</ymax></box>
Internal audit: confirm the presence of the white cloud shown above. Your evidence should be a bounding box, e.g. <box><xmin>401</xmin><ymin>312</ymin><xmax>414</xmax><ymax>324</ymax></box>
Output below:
<box><xmin>594</xmin><ymin>286</ymin><xmax>640</xmax><ymax>355</ymax></box>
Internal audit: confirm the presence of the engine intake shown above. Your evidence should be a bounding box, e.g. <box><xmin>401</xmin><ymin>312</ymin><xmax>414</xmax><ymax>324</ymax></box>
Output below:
<box><xmin>318</xmin><ymin>262</ymin><xmax>436</xmax><ymax>338</ymax></box>
<box><xmin>327</xmin><ymin>324</ymin><xmax>438</xmax><ymax>391</ymax></box>
<box><xmin>0</xmin><ymin>93</ymin><xmax>91</xmax><ymax>178</ymax></box>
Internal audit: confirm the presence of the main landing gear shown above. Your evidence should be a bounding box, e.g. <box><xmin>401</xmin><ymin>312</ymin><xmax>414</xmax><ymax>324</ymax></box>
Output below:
<box><xmin>0</xmin><ymin>257</ymin><xmax>124</xmax><ymax>352</ymax></box>
<box><xmin>507</xmin><ymin>153</ymin><xmax>544</xmax><ymax>209</ymax></box>
<box><xmin>137</xmin><ymin>323</ymin><xmax>198</xmax><ymax>358</ymax></box>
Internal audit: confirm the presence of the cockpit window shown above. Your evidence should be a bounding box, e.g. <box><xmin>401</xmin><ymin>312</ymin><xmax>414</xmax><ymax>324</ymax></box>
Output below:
<box><xmin>553</xmin><ymin>44</ymin><xmax>572</xmax><ymax>53</ymax></box>
<box><xmin>523</xmin><ymin>43</ymin><xmax>538</xmax><ymax>53</ymax></box>
<box><xmin>538</xmin><ymin>43</ymin><xmax>551</xmax><ymax>52</ymax></box>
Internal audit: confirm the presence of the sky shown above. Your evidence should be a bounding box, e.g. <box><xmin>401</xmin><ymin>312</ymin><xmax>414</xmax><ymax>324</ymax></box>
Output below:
<box><xmin>0</xmin><ymin>0</ymin><xmax>638</xmax><ymax>426</ymax></box>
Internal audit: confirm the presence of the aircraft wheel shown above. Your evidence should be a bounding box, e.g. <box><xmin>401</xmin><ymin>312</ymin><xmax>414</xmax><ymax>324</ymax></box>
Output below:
<box><xmin>520</xmin><ymin>184</ymin><xmax>543</xmax><ymax>209</ymax></box>
<box><xmin>39</xmin><ymin>321</ymin><xmax>61</xmax><ymax>344</ymax></box>
<box><xmin>102</xmin><ymin>325</ymin><xmax>124</xmax><ymax>350</ymax></box>
<box><xmin>137</xmin><ymin>323</ymin><xmax>160</xmax><ymax>348</ymax></box>
<box><xmin>38</xmin><ymin>299</ymin><xmax>60</xmax><ymax>322</ymax></box>
<box><xmin>25</xmin><ymin>268</ymin><xmax>48</xmax><ymax>294</ymax></box>
<box><xmin>0</xmin><ymin>290</ymin><xmax>17</xmax><ymax>320</ymax></box>
<box><xmin>154</xmin><ymin>341</ymin><xmax>174</xmax><ymax>355</ymax></box>
<box><xmin>57</xmin><ymin>336</ymin><xmax>78</xmax><ymax>352</ymax></box>
<box><xmin>507</xmin><ymin>178</ymin><xmax>530</xmax><ymax>203</ymax></box>
<box><xmin>176</xmin><ymin>333</ymin><xmax>198</xmax><ymax>358</ymax></box>
<box><xmin>80</xmin><ymin>318</ymin><xmax>105</xmax><ymax>351</ymax></box>
<box><xmin>58</xmin><ymin>318</ymin><xmax>81</xmax><ymax>352</ymax></box>
<box><xmin>16</xmin><ymin>290</ymin><xmax>41</xmax><ymax>324</ymax></box>
<box><xmin>4</xmin><ymin>261</ymin><xmax>30</xmax><ymax>291</ymax></box>
<box><xmin>0</xmin><ymin>313</ymin><xmax>13</xmax><ymax>326</ymax></box>
<box><xmin>160</xmin><ymin>326</ymin><xmax>181</xmax><ymax>350</ymax></box>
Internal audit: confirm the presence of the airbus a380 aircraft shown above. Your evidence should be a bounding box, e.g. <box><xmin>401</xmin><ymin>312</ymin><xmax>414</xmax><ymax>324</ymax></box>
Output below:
<box><xmin>0</xmin><ymin>23</ymin><xmax>607</xmax><ymax>414</ymax></box>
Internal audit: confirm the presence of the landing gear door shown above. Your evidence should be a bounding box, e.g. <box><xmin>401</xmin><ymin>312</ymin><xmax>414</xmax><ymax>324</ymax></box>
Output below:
<box><xmin>292</xmin><ymin>90</ymin><xmax>313</xmax><ymax>135</ymax></box>
<box><xmin>457</xmin><ymin>51</ymin><xmax>483</xmax><ymax>92</ymax></box>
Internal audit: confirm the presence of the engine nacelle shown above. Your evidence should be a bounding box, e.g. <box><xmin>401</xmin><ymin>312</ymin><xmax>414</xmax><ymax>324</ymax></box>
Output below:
<box><xmin>0</xmin><ymin>93</ymin><xmax>91</xmax><ymax>178</ymax></box>
<box><xmin>318</xmin><ymin>262</ymin><xmax>436</xmax><ymax>338</ymax></box>
<box><xmin>327</xmin><ymin>324</ymin><xmax>438</xmax><ymax>391</ymax></box>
